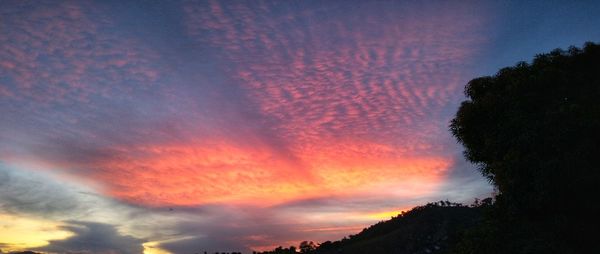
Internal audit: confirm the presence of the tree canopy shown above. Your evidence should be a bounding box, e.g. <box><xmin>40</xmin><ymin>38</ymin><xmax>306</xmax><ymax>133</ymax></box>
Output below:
<box><xmin>450</xmin><ymin>42</ymin><xmax>600</xmax><ymax>253</ymax></box>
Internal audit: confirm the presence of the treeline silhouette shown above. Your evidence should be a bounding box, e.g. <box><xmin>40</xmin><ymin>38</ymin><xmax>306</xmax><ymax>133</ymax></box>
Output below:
<box><xmin>258</xmin><ymin>42</ymin><xmax>600</xmax><ymax>254</ymax></box>
<box><xmin>195</xmin><ymin>252</ymin><xmax>243</xmax><ymax>254</ymax></box>
<box><xmin>256</xmin><ymin>200</ymin><xmax>489</xmax><ymax>254</ymax></box>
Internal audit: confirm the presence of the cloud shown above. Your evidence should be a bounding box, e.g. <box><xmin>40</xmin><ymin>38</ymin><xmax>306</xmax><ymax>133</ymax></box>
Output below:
<box><xmin>0</xmin><ymin>163</ymin><xmax>178</xmax><ymax>248</ymax></box>
<box><xmin>157</xmin><ymin>205</ymin><xmax>300</xmax><ymax>252</ymax></box>
<box><xmin>1</xmin><ymin>0</ymin><xmax>490</xmax><ymax>207</ymax></box>
<box><xmin>37</xmin><ymin>221</ymin><xmax>144</xmax><ymax>254</ymax></box>
<box><xmin>183</xmin><ymin>0</ymin><xmax>487</xmax><ymax>147</ymax></box>
<box><xmin>0</xmin><ymin>1</ymin><xmax>162</xmax><ymax>105</ymax></box>
<box><xmin>160</xmin><ymin>237</ymin><xmax>246</xmax><ymax>254</ymax></box>
<box><xmin>0</xmin><ymin>1</ymin><xmax>495</xmax><ymax>252</ymax></box>
<box><xmin>0</xmin><ymin>163</ymin><xmax>89</xmax><ymax>219</ymax></box>
<box><xmin>0</xmin><ymin>155</ymin><xmax>490</xmax><ymax>254</ymax></box>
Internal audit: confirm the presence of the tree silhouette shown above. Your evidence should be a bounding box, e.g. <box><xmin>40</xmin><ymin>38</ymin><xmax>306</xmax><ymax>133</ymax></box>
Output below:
<box><xmin>450</xmin><ymin>42</ymin><xmax>600</xmax><ymax>253</ymax></box>
<box><xmin>299</xmin><ymin>241</ymin><xmax>317</xmax><ymax>253</ymax></box>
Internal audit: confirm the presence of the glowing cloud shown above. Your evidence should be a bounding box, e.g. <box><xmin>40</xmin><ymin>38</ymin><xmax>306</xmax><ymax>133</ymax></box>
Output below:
<box><xmin>1</xmin><ymin>0</ymin><xmax>488</xmax><ymax>207</ymax></box>
<box><xmin>0</xmin><ymin>213</ymin><xmax>73</xmax><ymax>252</ymax></box>
<box><xmin>0</xmin><ymin>0</ymin><xmax>522</xmax><ymax>252</ymax></box>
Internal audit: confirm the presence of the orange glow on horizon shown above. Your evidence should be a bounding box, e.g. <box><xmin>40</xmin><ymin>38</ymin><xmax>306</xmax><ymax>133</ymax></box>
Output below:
<box><xmin>364</xmin><ymin>209</ymin><xmax>408</xmax><ymax>220</ymax></box>
<box><xmin>143</xmin><ymin>241</ymin><xmax>173</xmax><ymax>254</ymax></box>
<box><xmin>0</xmin><ymin>213</ymin><xmax>73</xmax><ymax>252</ymax></box>
<box><xmin>78</xmin><ymin>139</ymin><xmax>451</xmax><ymax>206</ymax></box>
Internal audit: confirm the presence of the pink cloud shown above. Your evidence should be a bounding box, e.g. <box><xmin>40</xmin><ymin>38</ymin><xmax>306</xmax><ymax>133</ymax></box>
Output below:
<box><xmin>0</xmin><ymin>1</ymin><xmax>498</xmax><ymax>251</ymax></box>
<box><xmin>1</xmin><ymin>1</ymin><xmax>489</xmax><ymax>208</ymax></box>
<box><xmin>0</xmin><ymin>1</ymin><xmax>162</xmax><ymax>105</ymax></box>
<box><xmin>182</xmin><ymin>0</ymin><xmax>487</xmax><ymax>151</ymax></box>
<box><xmin>2</xmin><ymin>0</ymin><xmax>491</xmax><ymax>207</ymax></box>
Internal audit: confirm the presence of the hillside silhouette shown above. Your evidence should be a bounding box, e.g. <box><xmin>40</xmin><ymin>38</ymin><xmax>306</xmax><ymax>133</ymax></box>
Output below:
<box><xmin>256</xmin><ymin>201</ymin><xmax>489</xmax><ymax>254</ymax></box>
<box><xmin>259</xmin><ymin>42</ymin><xmax>600</xmax><ymax>254</ymax></box>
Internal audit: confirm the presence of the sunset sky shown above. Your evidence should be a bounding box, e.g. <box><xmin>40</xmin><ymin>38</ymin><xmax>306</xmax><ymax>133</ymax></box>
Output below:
<box><xmin>1</xmin><ymin>1</ymin><xmax>599</xmax><ymax>253</ymax></box>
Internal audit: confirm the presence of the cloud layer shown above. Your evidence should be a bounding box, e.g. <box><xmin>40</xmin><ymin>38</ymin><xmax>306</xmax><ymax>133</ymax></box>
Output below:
<box><xmin>0</xmin><ymin>0</ymin><xmax>506</xmax><ymax>252</ymax></box>
<box><xmin>2</xmin><ymin>0</ymin><xmax>488</xmax><ymax>207</ymax></box>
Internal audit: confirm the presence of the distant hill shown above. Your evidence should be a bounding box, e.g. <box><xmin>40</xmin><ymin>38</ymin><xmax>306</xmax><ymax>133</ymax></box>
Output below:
<box><xmin>257</xmin><ymin>200</ymin><xmax>491</xmax><ymax>254</ymax></box>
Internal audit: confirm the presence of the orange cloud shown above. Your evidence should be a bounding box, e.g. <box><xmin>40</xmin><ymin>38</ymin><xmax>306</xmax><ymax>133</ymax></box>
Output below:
<box><xmin>0</xmin><ymin>0</ymin><xmax>488</xmax><ymax>209</ymax></box>
<box><xmin>1</xmin><ymin>0</ymin><xmax>482</xmax><ymax>208</ymax></box>
<box><xmin>80</xmin><ymin>139</ymin><xmax>449</xmax><ymax>206</ymax></box>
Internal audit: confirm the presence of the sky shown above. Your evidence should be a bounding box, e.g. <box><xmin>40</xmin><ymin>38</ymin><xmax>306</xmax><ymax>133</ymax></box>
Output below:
<box><xmin>1</xmin><ymin>0</ymin><xmax>599</xmax><ymax>253</ymax></box>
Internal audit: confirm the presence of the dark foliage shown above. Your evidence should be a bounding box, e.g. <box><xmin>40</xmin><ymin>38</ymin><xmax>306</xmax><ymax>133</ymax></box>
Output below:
<box><xmin>254</xmin><ymin>246</ymin><xmax>297</xmax><ymax>254</ymax></box>
<box><xmin>450</xmin><ymin>42</ymin><xmax>600</xmax><ymax>253</ymax></box>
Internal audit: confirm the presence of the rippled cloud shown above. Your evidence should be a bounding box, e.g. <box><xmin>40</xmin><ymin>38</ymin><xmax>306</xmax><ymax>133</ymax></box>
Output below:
<box><xmin>0</xmin><ymin>0</ymin><xmax>498</xmax><ymax>252</ymax></box>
